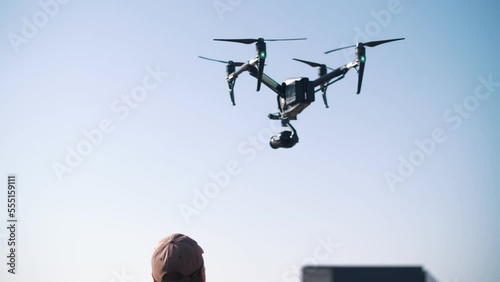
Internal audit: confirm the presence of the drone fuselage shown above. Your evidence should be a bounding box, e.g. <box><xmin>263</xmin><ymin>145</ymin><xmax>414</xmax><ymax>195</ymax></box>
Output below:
<box><xmin>281</xmin><ymin>77</ymin><xmax>315</xmax><ymax>119</ymax></box>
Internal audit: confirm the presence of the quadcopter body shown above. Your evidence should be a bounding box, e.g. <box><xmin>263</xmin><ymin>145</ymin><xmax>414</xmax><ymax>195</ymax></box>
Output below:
<box><xmin>200</xmin><ymin>37</ymin><xmax>404</xmax><ymax>149</ymax></box>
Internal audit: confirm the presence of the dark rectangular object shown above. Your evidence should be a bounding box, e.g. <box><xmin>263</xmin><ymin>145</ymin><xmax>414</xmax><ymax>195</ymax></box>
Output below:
<box><xmin>285</xmin><ymin>77</ymin><xmax>315</xmax><ymax>105</ymax></box>
<box><xmin>284</xmin><ymin>77</ymin><xmax>315</xmax><ymax>118</ymax></box>
<box><xmin>303</xmin><ymin>266</ymin><xmax>434</xmax><ymax>282</ymax></box>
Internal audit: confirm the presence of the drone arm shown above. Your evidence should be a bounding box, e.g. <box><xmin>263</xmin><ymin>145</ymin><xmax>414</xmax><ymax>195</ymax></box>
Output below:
<box><xmin>247</xmin><ymin>65</ymin><xmax>283</xmax><ymax>96</ymax></box>
<box><xmin>225</xmin><ymin>54</ymin><xmax>282</xmax><ymax>95</ymax></box>
<box><xmin>312</xmin><ymin>60</ymin><xmax>359</xmax><ymax>88</ymax></box>
<box><xmin>227</xmin><ymin>56</ymin><xmax>259</xmax><ymax>81</ymax></box>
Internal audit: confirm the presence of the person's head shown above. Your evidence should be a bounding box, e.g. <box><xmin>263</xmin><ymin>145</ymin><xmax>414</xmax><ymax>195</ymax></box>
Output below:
<box><xmin>151</xmin><ymin>233</ymin><xmax>205</xmax><ymax>282</ymax></box>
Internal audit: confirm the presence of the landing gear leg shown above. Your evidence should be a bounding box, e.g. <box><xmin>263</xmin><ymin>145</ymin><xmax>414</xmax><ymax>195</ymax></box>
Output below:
<box><xmin>228</xmin><ymin>79</ymin><xmax>236</xmax><ymax>106</ymax></box>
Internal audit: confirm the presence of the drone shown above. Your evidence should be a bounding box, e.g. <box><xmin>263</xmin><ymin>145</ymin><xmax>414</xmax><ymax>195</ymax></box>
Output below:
<box><xmin>200</xmin><ymin>37</ymin><xmax>404</xmax><ymax>149</ymax></box>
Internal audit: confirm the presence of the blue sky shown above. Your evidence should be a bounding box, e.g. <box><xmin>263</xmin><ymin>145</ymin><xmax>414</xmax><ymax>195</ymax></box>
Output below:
<box><xmin>1</xmin><ymin>1</ymin><xmax>499</xmax><ymax>282</ymax></box>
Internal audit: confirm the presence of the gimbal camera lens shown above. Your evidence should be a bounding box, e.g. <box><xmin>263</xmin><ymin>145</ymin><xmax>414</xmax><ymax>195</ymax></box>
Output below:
<box><xmin>270</xmin><ymin>130</ymin><xmax>299</xmax><ymax>149</ymax></box>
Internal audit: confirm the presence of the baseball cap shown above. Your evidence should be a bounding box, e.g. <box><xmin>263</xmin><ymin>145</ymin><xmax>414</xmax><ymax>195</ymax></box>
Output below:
<box><xmin>151</xmin><ymin>233</ymin><xmax>204</xmax><ymax>282</ymax></box>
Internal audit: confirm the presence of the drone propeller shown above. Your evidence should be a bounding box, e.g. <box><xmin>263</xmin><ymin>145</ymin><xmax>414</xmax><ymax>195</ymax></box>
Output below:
<box><xmin>324</xmin><ymin>37</ymin><xmax>405</xmax><ymax>54</ymax></box>
<box><xmin>198</xmin><ymin>56</ymin><xmax>245</xmax><ymax>66</ymax></box>
<box><xmin>213</xmin><ymin>38</ymin><xmax>307</xmax><ymax>44</ymax></box>
<box><xmin>324</xmin><ymin>38</ymin><xmax>404</xmax><ymax>94</ymax></box>
<box><xmin>214</xmin><ymin>37</ymin><xmax>306</xmax><ymax>91</ymax></box>
<box><xmin>292</xmin><ymin>58</ymin><xmax>334</xmax><ymax>70</ymax></box>
<box><xmin>293</xmin><ymin>58</ymin><xmax>334</xmax><ymax>108</ymax></box>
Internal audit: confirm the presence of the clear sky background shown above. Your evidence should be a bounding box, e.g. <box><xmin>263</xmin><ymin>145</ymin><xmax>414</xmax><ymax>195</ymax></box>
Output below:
<box><xmin>1</xmin><ymin>1</ymin><xmax>499</xmax><ymax>282</ymax></box>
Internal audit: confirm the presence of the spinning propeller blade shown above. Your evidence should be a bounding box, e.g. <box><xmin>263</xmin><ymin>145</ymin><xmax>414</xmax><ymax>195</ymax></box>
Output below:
<box><xmin>324</xmin><ymin>44</ymin><xmax>356</xmax><ymax>54</ymax></box>
<box><xmin>363</xmin><ymin>37</ymin><xmax>405</xmax><ymax>47</ymax></box>
<box><xmin>324</xmin><ymin>37</ymin><xmax>404</xmax><ymax>54</ymax></box>
<box><xmin>292</xmin><ymin>58</ymin><xmax>334</xmax><ymax>70</ymax></box>
<box><xmin>262</xmin><ymin>38</ymin><xmax>307</xmax><ymax>42</ymax></box>
<box><xmin>213</xmin><ymin>38</ymin><xmax>307</xmax><ymax>44</ymax></box>
<box><xmin>198</xmin><ymin>56</ymin><xmax>245</xmax><ymax>66</ymax></box>
<box><xmin>214</xmin><ymin>38</ymin><xmax>258</xmax><ymax>44</ymax></box>
<box><xmin>293</xmin><ymin>58</ymin><xmax>323</xmax><ymax>68</ymax></box>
